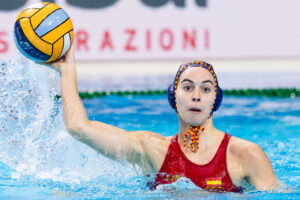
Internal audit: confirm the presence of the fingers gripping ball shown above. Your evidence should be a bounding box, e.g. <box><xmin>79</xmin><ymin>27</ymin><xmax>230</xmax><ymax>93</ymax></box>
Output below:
<box><xmin>14</xmin><ymin>2</ymin><xmax>74</xmax><ymax>62</ymax></box>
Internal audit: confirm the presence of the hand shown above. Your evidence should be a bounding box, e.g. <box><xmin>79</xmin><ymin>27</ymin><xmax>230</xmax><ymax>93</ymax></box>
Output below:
<box><xmin>50</xmin><ymin>40</ymin><xmax>76</xmax><ymax>72</ymax></box>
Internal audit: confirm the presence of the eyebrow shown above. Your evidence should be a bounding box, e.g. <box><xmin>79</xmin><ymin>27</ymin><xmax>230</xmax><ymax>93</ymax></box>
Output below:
<box><xmin>181</xmin><ymin>79</ymin><xmax>214</xmax><ymax>85</ymax></box>
<box><xmin>202</xmin><ymin>80</ymin><xmax>214</xmax><ymax>85</ymax></box>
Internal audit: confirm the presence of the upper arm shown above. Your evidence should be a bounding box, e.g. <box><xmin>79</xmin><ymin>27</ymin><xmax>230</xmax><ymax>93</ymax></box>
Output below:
<box><xmin>240</xmin><ymin>143</ymin><xmax>279</xmax><ymax>190</ymax></box>
<box><xmin>69</xmin><ymin>120</ymin><xmax>168</xmax><ymax>173</ymax></box>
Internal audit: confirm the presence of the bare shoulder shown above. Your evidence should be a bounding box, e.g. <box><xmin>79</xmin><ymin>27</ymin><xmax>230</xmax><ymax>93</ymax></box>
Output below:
<box><xmin>128</xmin><ymin>130</ymin><xmax>172</xmax><ymax>172</ymax></box>
<box><xmin>128</xmin><ymin>130</ymin><xmax>172</xmax><ymax>155</ymax></box>
<box><xmin>128</xmin><ymin>130</ymin><xmax>171</xmax><ymax>146</ymax></box>
<box><xmin>228</xmin><ymin>135</ymin><xmax>264</xmax><ymax>159</ymax></box>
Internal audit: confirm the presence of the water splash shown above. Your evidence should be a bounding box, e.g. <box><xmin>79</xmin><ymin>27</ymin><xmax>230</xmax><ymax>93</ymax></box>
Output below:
<box><xmin>0</xmin><ymin>54</ymin><xmax>139</xmax><ymax>186</ymax></box>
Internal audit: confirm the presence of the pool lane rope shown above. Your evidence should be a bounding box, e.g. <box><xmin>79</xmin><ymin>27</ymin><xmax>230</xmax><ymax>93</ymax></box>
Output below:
<box><xmin>55</xmin><ymin>88</ymin><xmax>300</xmax><ymax>100</ymax></box>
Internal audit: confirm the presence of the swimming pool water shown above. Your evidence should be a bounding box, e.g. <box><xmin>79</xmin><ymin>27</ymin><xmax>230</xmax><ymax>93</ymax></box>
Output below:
<box><xmin>0</xmin><ymin>58</ymin><xmax>299</xmax><ymax>199</ymax></box>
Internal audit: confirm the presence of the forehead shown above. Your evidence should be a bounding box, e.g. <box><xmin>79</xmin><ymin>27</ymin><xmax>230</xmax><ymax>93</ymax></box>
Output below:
<box><xmin>178</xmin><ymin>67</ymin><xmax>214</xmax><ymax>83</ymax></box>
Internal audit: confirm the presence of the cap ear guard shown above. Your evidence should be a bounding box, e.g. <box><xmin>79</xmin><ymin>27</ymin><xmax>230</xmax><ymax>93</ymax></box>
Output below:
<box><xmin>213</xmin><ymin>86</ymin><xmax>223</xmax><ymax>111</ymax></box>
<box><xmin>167</xmin><ymin>64</ymin><xmax>185</xmax><ymax>110</ymax></box>
<box><xmin>167</xmin><ymin>83</ymin><xmax>176</xmax><ymax>109</ymax></box>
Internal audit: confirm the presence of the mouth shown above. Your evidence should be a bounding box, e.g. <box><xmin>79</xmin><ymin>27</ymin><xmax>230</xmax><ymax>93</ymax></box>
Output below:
<box><xmin>189</xmin><ymin>108</ymin><xmax>202</xmax><ymax>113</ymax></box>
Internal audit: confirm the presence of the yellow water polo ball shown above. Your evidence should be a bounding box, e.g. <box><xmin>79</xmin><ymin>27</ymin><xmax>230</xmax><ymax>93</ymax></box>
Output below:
<box><xmin>14</xmin><ymin>2</ymin><xmax>74</xmax><ymax>62</ymax></box>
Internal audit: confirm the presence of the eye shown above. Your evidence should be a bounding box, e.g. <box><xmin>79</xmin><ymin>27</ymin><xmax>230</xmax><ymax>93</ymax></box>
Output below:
<box><xmin>203</xmin><ymin>87</ymin><xmax>211</xmax><ymax>93</ymax></box>
<box><xmin>183</xmin><ymin>85</ymin><xmax>192</xmax><ymax>91</ymax></box>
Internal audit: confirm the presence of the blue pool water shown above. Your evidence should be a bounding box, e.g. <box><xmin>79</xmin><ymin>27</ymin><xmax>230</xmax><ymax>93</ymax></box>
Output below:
<box><xmin>0</xmin><ymin>58</ymin><xmax>299</xmax><ymax>199</ymax></box>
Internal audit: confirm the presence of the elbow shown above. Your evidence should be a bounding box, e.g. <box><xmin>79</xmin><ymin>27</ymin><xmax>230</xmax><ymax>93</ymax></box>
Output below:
<box><xmin>65</xmin><ymin>119</ymin><xmax>88</xmax><ymax>135</ymax></box>
<box><xmin>65</xmin><ymin>123</ymin><xmax>77</xmax><ymax>134</ymax></box>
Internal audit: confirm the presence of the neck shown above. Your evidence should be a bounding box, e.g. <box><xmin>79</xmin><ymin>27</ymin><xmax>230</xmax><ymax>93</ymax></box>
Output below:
<box><xmin>178</xmin><ymin>116</ymin><xmax>219</xmax><ymax>150</ymax></box>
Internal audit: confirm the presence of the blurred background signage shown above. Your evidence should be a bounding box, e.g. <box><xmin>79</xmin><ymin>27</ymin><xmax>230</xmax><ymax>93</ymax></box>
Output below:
<box><xmin>0</xmin><ymin>0</ymin><xmax>299</xmax><ymax>61</ymax></box>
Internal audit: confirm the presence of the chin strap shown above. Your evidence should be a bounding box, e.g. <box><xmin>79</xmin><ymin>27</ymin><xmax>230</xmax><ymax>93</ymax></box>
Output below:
<box><xmin>183</xmin><ymin>126</ymin><xmax>205</xmax><ymax>152</ymax></box>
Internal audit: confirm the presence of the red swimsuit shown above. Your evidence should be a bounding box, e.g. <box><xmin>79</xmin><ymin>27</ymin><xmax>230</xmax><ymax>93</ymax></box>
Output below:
<box><xmin>151</xmin><ymin>133</ymin><xmax>243</xmax><ymax>193</ymax></box>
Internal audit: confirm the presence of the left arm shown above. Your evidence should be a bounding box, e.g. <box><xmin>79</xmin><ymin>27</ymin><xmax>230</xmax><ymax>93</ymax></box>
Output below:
<box><xmin>240</xmin><ymin>143</ymin><xmax>280</xmax><ymax>190</ymax></box>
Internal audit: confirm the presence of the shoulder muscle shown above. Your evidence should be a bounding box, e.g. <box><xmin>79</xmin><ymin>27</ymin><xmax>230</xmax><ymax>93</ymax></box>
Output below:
<box><xmin>229</xmin><ymin>136</ymin><xmax>279</xmax><ymax>190</ymax></box>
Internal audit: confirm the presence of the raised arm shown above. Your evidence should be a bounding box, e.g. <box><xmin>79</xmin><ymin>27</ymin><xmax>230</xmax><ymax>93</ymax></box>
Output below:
<box><xmin>50</xmin><ymin>43</ymin><xmax>168</xmax><ymax>173</ymax></box>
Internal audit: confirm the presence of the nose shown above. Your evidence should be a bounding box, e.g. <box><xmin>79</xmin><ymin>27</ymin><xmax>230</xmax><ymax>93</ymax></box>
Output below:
<box><xmin>192</xmin><ymin>97</ymin><xmax>200</xmax><ymax>102</ymax></box>
<box><xmin>192</xmin><ymin>89</ymin><xmax>201</xmax><ymax>102</ymax></box>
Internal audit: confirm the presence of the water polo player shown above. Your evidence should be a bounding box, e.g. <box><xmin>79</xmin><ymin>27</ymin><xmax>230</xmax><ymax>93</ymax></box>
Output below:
<box><xmin>50</xmin><ymin>43</ymin><xmax>280</xmax><ymax>193</ymax></box>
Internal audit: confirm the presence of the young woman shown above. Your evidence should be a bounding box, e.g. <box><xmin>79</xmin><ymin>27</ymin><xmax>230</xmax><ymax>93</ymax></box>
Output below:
<box><xmin>51</xmin><ymin>43</ymin><xmax>279</xmax><ymax>193</ymax></box>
